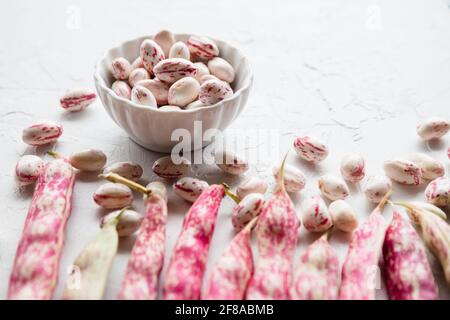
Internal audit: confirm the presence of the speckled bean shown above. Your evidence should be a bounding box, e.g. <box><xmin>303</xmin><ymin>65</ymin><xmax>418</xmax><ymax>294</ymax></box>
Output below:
<box><xmin>131</xmin><ymin>85</ymin><xmax>157</xmax><ymax>107</ymax></box>
<box><xmin>272</xmin><ymin>164</ymin><xmax>306</xmax><ymax>193</ymax></box>
<box><xmin>416</xmin><ymin>117</ymin><xmax>450</xmax><ymax>141</ymax></box>
<box><xmin>59</xmin><ymin>88</ymin><xmax>96</xmax><ymax>112</ymax></box>
<box><xmin>236</xmin><ymin>177</ymin><xmax>268</xmax><ymax>200</ymax></box>
<box><xmin>93</xmin><ymin>183</ymin><xmax>133</xmax><ymax>209</ymax></box>
<box><xmin>187</xmin><ymin>35</ymin><xmax>219</xmax><ymax>60</ymax></box>
<box><xmin>154</xmin><ymin>58</ymin><xmax>197</xmax><ymax>84</ymax></box>
<box><xmin>173</xmin><ymin>177</ymin><xmax>209</xmax><ymax>202</ymax></box>
<box><xmin>208</xmin><ymin>57</ymin><xmax>235</xmax><ymax>83</ymax></box>
<box><xmin>384</xmin><ymin>159</ymin><xmax>422</xmax><ymax>185</ymax></box>
<box><xmin>103</xmin><ymin>161</ymin><xmax>143</xmax><ymax>182</ymax></box>
<box><xmin>111</xmin><ymin>57</ymin><xmax>132</xmax><ymax>80</ymax></box>
<box><xmin>152</xmin><ymin>156</ymin><xmax>191</xmax><ymax>179</ymax></box>
<box><xmin>363</xmin><ymin>175</ymin><xmax>392</xmax><ymax>203</ymax></box>
<box><xmin>15</xmin><ymin>155</ymin><xmax>44</xmax><ymax>185</ymax></box>
<box><xmin>318</xmin><ymin>174</ymin><xmax>349</xmax><ymax>200</ymax></box>
<box><xmin>340</xmin><ymin>153</ymin><xmax>365</xmax><ymax>182</ymax></box>
<box><xmin>140</xmin><ymin>39</ymin><xmax>165</xmax><ymax>73</ymax></box>
<box><xmin>409</xmin><ymin>153</ymin><xmax>445</xmax><ymax>180</ymax></box>
<box><xmin>69</xmin><ymin>149</ymin><xmax>107</xmax><ymax>172</ymax></box>
<box><xmin>328</xmin><ymin>199</ymin><xmax>358</xmax><ymax>232</ymax></box>
<box><xmin>168</xmin><ymin>77</ymin><xmax>200</xmax><ymax>107</ymax></box>
<box><xmin>153</xmin><ymin>29</ymin><xmax>175</xmax><ymax>58</ymax></box>
<box><xmin>112</xmin><ymin>81</ymin><xmax>131</xmax><ymax>100</ymax></box>
<box><xmin>100</xmin><ymin>209</ymin><xmax>143</xmax><ymax>237</ymax></box>
<box><xmin>231</xmin><ymin>193</ymin><xmax>265</xmax><ymax>232</ymax></box>
<box><xmin>22</xmin><ymin>121</ymin><xmax>63</xmax><ymax>146</ymax></box>
<box><xmin>293</xmin><ymin>135</ymin><xmax>329</xmax><ymax>163</ymax></box>
<box><xmin>128</xmin><ymin>68</ymin><xmax>150</xmax><ymax>87</ymax></box>
<box><xmin>214</xmin><ymin>150</ymin><xmax>249</xmax><ymax>175</ymax></box>
<box><xmin>136</xmin><ymin>79</ymin><xmax>169</xmax><ymax>105</ymax></box>
<box><xmin>301</xmin><ymin>195</ymin><xmax>333</xmax><ymax>232</ymax></box>
<box><xmin>169</xmin><ymin>41</ymin><xmax>190</xmax><ymax>60</ymax></box>
<box><xmin>425</xmin><ymin>177</ymin><xmax>450</xmax><ymax>207</ymax></box>
<box><xmin>199</xmin><ymin>79</ymin><xmax>233</xmax><ymax>105</ymax></box>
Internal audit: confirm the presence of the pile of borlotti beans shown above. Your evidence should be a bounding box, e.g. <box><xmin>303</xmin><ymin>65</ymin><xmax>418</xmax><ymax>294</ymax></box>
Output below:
<box><xmin>8</xmin><ymin>29</ymin><xmax>450</xmax><ymax>300</ymax></box>
<box><xmin>110</xmin><ymin>30</ymin><xmax>235</xmax><ymax>110</ymax></box>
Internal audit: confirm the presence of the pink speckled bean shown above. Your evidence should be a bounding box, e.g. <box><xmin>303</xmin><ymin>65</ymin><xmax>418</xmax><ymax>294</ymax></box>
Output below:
<box><xmin>199</xmin><ymin>79</ymin><xmax>233</xmax><ymax>106</ymax></box>
<box><xmin>169</xmin><ymin>41</ymin><xmax>190</xmax><ymax>60</ymax></box>
<box><xmin>187</xmin><ymin>36</ymin><xmax>219</xmax><ymax>60</ymax></box>
<box><xmin>93</xmin><ymin>183</ymin><xmax>133</xmax><ymax>209</ymax></box>
<box><xmin>383</xmin><ymin>211</ymin><xmax>438</xmax><ymax>300</ymax></box>
<box><xmin>140</xmin><ymin>39</ymin><xmax>165</xmax><ymax>73</ymax></box>
<box><xmin>154</xmin><ymin>58</ymin><xmax>197</xmax><ymax>84</ymax></box>
<box><xmin>119</xmin><ymin>193</ymin><xmax>167</xmax><ymax>299</ymax></box>
<box><xmin>131</xmin><ymin>85</ymin><xmax>157</xmax><ymax>107</ymax></box>
<box><xmin>15</xmin><ymin>155</ymin><xmax>44</xmax><ymax>186</ymax></box>
<box><xmin>136</xmin><ymin>78</ymin><xmax>170</xmax><ymax>105</ymax></box>
<box><xmin>409</xmin><ymin>153</ymin><xmax>445</xmax><ymax>180</ymax></box>
<box><xmin>8</xmin><ymin>158</ymin><xmax>76</xmax><ymax>300</ymax></box>
<box><xmin>416</xmin><ymin>117</ymin><xmax>450</xmax><ymax>141</ymax></box>
<box><xmin>293</xmin><ymin>135</ymin><xmax>329</xmax><ymax>163</ymax></box>
<box><xmin>173</xmin><ymin>177</ymin><xmax>209</xmax><ymax>203</ymax></box>
<box><xmin>22</xmin><ymin>121</ymin><xmax>63</xmax><ymax>146</ymax></box>
<box><xmin>128</xmin><ymin>68</ymin><xmax>150</xmax><ymax>88</ymax></box>
<box><xmin>290</xmin><ymin>233</ymin><xmax>339</xmax><ymax>300</ymax></box>
<box><xmin>301</xmin><ymin>195</ymin><xmax>333</xmax><ymax>232</ymax></box>
<box><xmin>59</xmin><ymin>88</ymin><xmax>96</xmax><ymax>112</ymax></box>
<box><xmin>112</xmin><ymin>80</ymin><xmax>132</xmax><ymax>100</ymax></box>
<box><xmin>168</xmin><ymin>77</ymin><xmax>200</xmax><ymax>108</ymax></box>
<box><xmin>231</xmin><ymin>193</ymin><xmax>265</xmax><ymax>232</ymax></box>
<box><xmin>384</xmin><ymin>159</ymin><xmax>422</xmax><ymax>185</ymax></box>
<box><xmin>162</xmin><ymin>185</ymin><xmax>225</xmax><ymax>300</ymax></box>
<box><xmin>425</xmin><ymin>177</ymin><xmax>450</xmax><ymax>207</ymax></box>
<box><xmin>203</xmin><ymin>218</ymin><xmax>257</xmax><ymax>300</ymax></box>
<box><xmin>111</xmin><ymin>57</ymin><xmax>132</xmax><ymax>80</ymax></box>
<box><xmin>398</xmin><ymin>201</ymin><xmax>450</xmax><ymax>284</ymax></box>
<box><xmin>103</xmin><ymin>161</ymin><xmax>143</xmax><ymax>182</ymax></box>
<box><xmin>246</xmin><ymin>157</ymin><xmax>300</xmax><ymax>300</ymax></box>
<box><xmin>131</xmin><ymin>57</ymin><xmax>144</xmax><ymax>71</ymax></box>
<box><xmin>339</xmin><ymin>192</ymin><xmax>391</xmax><ymax>300</ymax></box>
<box><xmin>340</xmin><ymin>153</ymin><xmax>365</xmax><ymax>182</ymax></box>
<box><xmin>152</xmin><ymin>156</ymin><xmax>191</xmax><ymax>179</ymax></box>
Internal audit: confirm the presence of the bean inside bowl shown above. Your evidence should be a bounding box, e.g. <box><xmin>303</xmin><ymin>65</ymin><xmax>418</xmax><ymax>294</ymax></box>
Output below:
<box><xmin>94</xmin><ymin>33</ymin><xmax>253</xmax><ymax>153</ymax></box>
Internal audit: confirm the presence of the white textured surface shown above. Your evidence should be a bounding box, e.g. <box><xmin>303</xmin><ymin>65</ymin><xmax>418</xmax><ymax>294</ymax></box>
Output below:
<box><xmin>1</xmin><ymin>0</ymin><xmax>450</xmax><ymax>299</ymax></box>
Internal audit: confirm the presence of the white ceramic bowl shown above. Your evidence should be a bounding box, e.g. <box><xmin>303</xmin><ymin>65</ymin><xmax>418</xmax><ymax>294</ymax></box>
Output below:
<box><xmin>94</xmin><ymin>34</ymin><xmax>253</xmax><ymax>153</ymax></box>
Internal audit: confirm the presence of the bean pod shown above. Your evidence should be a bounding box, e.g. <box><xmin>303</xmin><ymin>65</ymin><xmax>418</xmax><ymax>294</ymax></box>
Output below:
<box><xmin>15</xmin><ymin>155</ymin><xmax>44</xmax><ymax>185</ymax></box>
<box><xmin>8</xmin><ymin>158</ymin><xmax>76</xmax><ymax>299</ymax></box>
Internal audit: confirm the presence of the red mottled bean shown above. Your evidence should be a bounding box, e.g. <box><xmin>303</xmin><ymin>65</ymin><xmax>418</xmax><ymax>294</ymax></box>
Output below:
<box><xmin>59</xmin><ymin>88</ymin><xmax>96</xmax><ymax>112</ymax></box>
<box><xmin>290</xmin><ymin>233</ymin><xmax>339</xmax><ymax>300</ymax></box>
<box><xmin>154</xmin><ymin>58</ymin><xmax>197</xmax><ymax>84</ymax></box>
<box><xmin>187</xmin><ymin>36</ymin><xmax>219</xmax><ymax>60</ymax></box>
<box><xmin>246</xmin><ymin>156</ymin><xmax>300</xmax><ymax>300</ymax></box>
<box><xmin>162</xmin><ymin>185</ymin><xmax>225</xmax><ymax>299</ymax></box>
<box><xmin>383</xmin><ymin>211</ymin><xmax>438</xmax><ymax>300</ymax></box>
<box><xmin>339</xmin><ymin>192</ymin><xmax>391</xmax><ymax>300</ymax></box>
<box><xmin>22</xmin><ymin>121</ymin><xmax>63</xmax><ymax>146</ymax></box>
<box><xmin>15</xmin><ymin>155</ymin><xmax>44</xmax><ymax>186</ymax></box>
<box><xmin>140</xmin><ymin>39</ymin><xmax>165</xmax><ymax>73</ymax></box>
<box><xmin>203</xmin><ymin>218</ymin><xmax>257</xmax><ymax>300</ymax></box>
<box><xmin>8</xmin><ymin>158</ymin><xmax>76</xmax><ymax>299</ymax></box>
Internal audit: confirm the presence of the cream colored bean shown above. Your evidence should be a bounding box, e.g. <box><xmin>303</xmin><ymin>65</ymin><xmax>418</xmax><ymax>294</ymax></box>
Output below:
<box><xmin>318</xmin><ymin>174</ymin><xmax>349</xmax><ymax>200</ymax></box>
<box><xmin>168</xmin><ymin>77</ymin><xmax>200</xmax><ymax>107</ymax></box>
<box><xmin>193</xmin><ymin>62</ymin><xmax>210</xmax><ymax>83</ymax></box>
<box><xmin>154</xmin><ymin>29</ymin><xmax>175</xmax><ymax>58</ymax></box>
<box><xmin>152</xmin><ymin>156</ymin><xmax>191</xmax><ymax>179</ymax></box>
<box><xmin>383</xmin><ymin>159</ymin><xmax>422</xmax><ymax>185</ymax></box>
<box><xmin>409</xmin><ymin>153</ymin><xmax>445</xmax><ymax>180</ymax></box>
<box><xmin>236</xmin><ymin>177</ymin><xmax>268</xmax><ymax>200</ymax></box>
<box><xmin>301</xmin><ymin>195</ymin><xmax>333</xmax><ymax>232</ymax></box>
<box><xmin>103</xmin><ymin>161</ymin><xmax>143</xmax><ymax>182</ymax></box>
<box><xmin>363</xmin><ymin>175</ymin><xmax>392</xmax><ymax>203</ymax></box>
<box><xmin>173</xmin><ymin>177</ymin><xmax>209</xmax><ymax>202</ymax></box>
<box><xmin>128</xmin><ymin>68</ymin><xmax>150</xmax><ymax>87</ymax></box>
<box><xmin>111</xmin><ymin>57</ymin><xmax>132</xmax><ymax>80</ymax></box>
<box><xmin>199</xmin><ymin>74</ymin><xmax>218</xmax><ymax>84</ymax></box>
<box><xmin>140</xmin><ymin>39</ymin><xmax>165</xmax><ymax>73</ymax></box>
<box><xmin>154</xmin><ymin>58</ymin><xmax>197</xmax><ymax>84</ymax></box>
<box><xmin>93</xmin><ymin>183</ymin><xmax>133</xmax><ymax>209</ymax></box>
<box><xmin>100</xmin><ymin>209</ymin><xmax>143</xmax><ymax>237</ymax></box>
<box><xmin>208</xmin><ymin>57</ymin><xmax>235</xmax><ymax>83</ymax></box>
<box><xmin>214</xmin><ymin>150</ymin><xmax>249</xmax><ymax>175</ymax></box>
<box><xmin>169</xmin><ymin>41</ymin><xmax>190</xmax><ymax>60</ymax></box>
<box><xmin>131</xmin><ymin>86</ymin><xmax>157</xmax><ymax>107</ymax></box>
<box><xmin>328</xmin><ymin>200</ymin><xmax>358</xmax><ymax>232</ymax></box>
<box><xmin>272</xmin><ymin>164</ymin><xmax>306</xmax><ymax>193</ymax></box>
<box><xmin>131</xmin><ymin>57</ymin><xmax>144</xmax><ymax>70</ymax></box>
<box><xmin>146</xmin><ymin>181</ymin><xmax>168</xmax><ymax>202</ymax></box>
<box><xmin>231</xmin><ymin>193</ymin><xmax>265</xmax><ymax>232</ymax></box>
<box><xmin>293</xmin><ymin>135</ymin><xmax>329</xmax><ymax>163</ymax></box>
<box><xmin>185</xmin><ymin>100</ymin><xmax>204</xmax><ymax>110</ymax></box>
<box><xmin>60</xmin><ymin>88</ymin><xmax>96</xmax><ymax>112</ymax></box>
<box><xmin>15</xmin><ymin>155</ymin><xmax>44</xmax><ymax>185</ymax></box>
<box><xmin>112</xmin><ymin>81</ymin><xmax>131</xmax><ymax>100</ymax></box>
<box><xmin>22</xmin><ymin>121</ymin><xmax>63</xmax><ymax>146</ymax></box>
<box><xmin>187</xmin><ymin>35</ymin><xmax>219</xmax><ymax>60</ymax></box>
<box><xmin>159</xmin><ymin>105</ymin><xmax>182</xmax><ymax>111</ymax></box>
<box><xmin>425</xmin><ymin>177</ymin><xmax>450</xmax><ymax>207</ymax></box>
<box><xmin>340</xmin><ymin>153</ymin><xmax>365</xmax><ymax>182</ymax></box>
<box><xmin>70</xmin><ymin>149</ymin><xmax>107</xmax><ymax>172</ymax></box>
<box><xmin>416</xmin><ymin>117</ymin><xmax>450</xmax><ymax>140</ymax></box>
<box><xmin>136</xmin><ymin>79</ymin><xmax>169</xmax><ymax>105</ymax></box>
<box><xmin>199</xmin><ymin>79</ymin><xmax>233</xmax><ymax>105</ymax></box>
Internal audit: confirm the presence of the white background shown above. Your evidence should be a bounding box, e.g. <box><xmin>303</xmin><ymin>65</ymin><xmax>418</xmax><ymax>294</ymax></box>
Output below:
<box><xmin>0</xmin><ymin>0</ymin><xmax>450</xmax><ymax>299</ymax></box>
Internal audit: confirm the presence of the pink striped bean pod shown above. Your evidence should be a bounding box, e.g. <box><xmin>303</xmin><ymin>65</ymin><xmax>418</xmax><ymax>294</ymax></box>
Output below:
<box><xmin>383</xmin><ymin>211</ymin><xmax>438</xmax><ymax>300</ymax></box>
<box><xmin>22</xmin><ymin>121</ymin><xmax>63</xmax><ymax>146</ymax></box>
<box><xmin>290</xmin><ymin>233</ymin><xmax>339</xmax><ymax>300</ymax></box>
<box><xmin>339</xmin><ymin>192</ymin><xmax>391</xmax><ymax>300</ymax></box>
<box><xmin>154</xmin><ymin>58</ymin><xmax>197</xmax><ymax>84</ymax></box>
<box><xmin>397</xmin><ymin>201</ymin><xmax>450</xmax><ymax>285</ymax></box>
<box><xmin>162</xmin><ymin>184</ymin><xmax>225</xmax><ymax>299</ymax></box>
<box><xmin>246</xmin><ymin>157</ymin><xmax>300</xmax><ymax>300</ymax></box>
<box><xmin>119</xmin><ymin>193</ymin><xmax>167</xmax><ymax>299</ymax></box>
<box><xmin>203</xmin><ymin>218</ymin><xmax>257</xmax><ymax>300</ymax></box>
<box><xmin>59</xmin><ymin>88</ymin><xmax>96</xmax><ymax>112</ymax></box>
<box><xmin>187</xmin><ymin>36</ymin><xmax>219</xmax><ymax>60</ymax></box>
<box><xmin>8</xmin><ymin>158</ymin><xmax>76</xmax><ymax>299</ymax></box>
